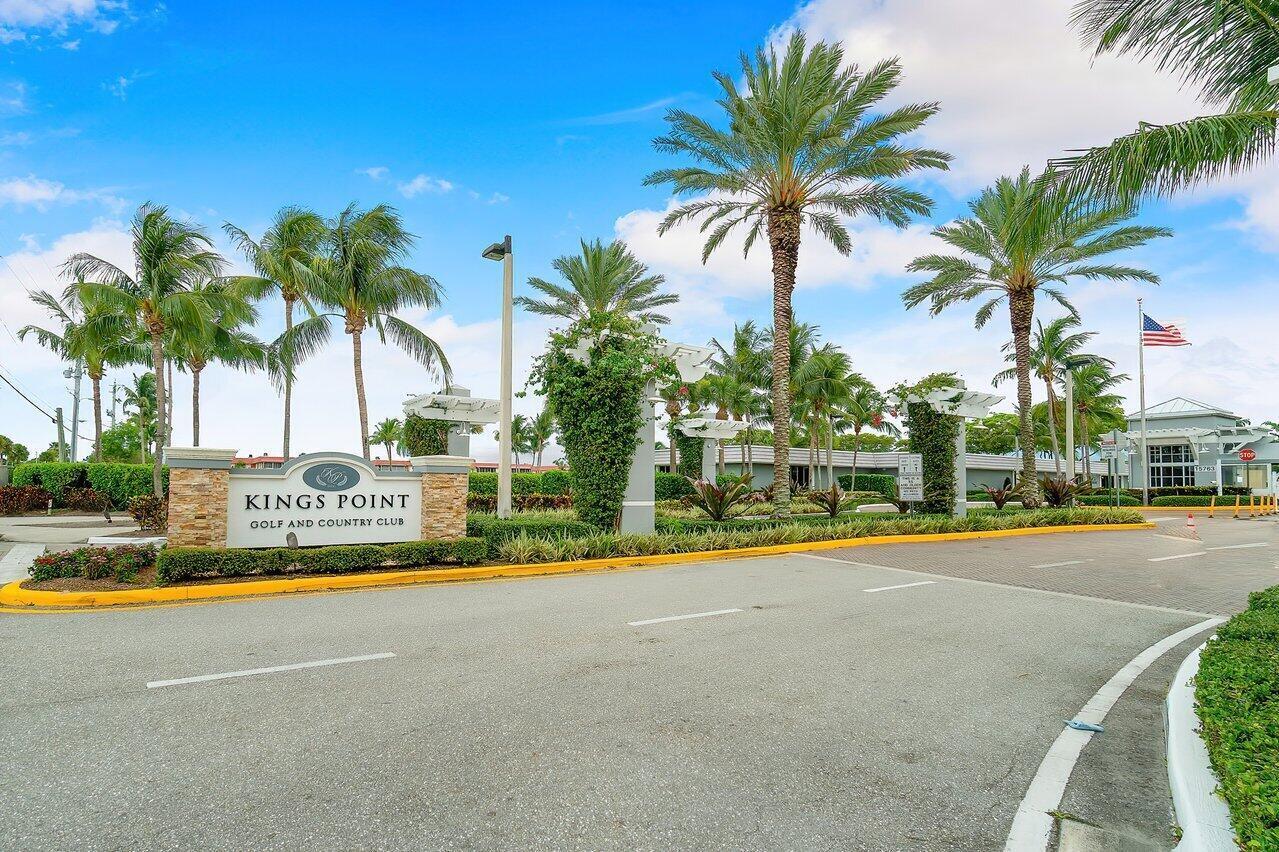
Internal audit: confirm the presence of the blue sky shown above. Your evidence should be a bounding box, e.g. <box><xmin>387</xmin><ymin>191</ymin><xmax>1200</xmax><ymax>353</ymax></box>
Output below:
<box><xmin>2</xmin><ymin>0</ymin><xmax>1278</xmax><ymax>461</ymax></box>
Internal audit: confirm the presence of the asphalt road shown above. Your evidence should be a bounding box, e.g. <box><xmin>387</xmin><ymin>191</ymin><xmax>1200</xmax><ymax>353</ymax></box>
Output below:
<box><xmin>2</xmin><ymin>516</ymin><xmax>1275</xmax><ymax>851</ymax></box>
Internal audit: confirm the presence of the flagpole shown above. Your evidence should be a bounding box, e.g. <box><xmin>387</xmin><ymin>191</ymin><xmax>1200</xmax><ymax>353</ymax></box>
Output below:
<box><xmin>1137</xmin><ymin>298</ymin><xmax>1149</xmax><ymax>506</ymax></box>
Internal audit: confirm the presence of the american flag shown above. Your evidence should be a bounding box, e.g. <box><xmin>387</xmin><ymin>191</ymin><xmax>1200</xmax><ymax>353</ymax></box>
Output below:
<box><xmin>1142</xmin><ymin>314</ymin><xmax>1190</xmax><ymax>347</ymax></box>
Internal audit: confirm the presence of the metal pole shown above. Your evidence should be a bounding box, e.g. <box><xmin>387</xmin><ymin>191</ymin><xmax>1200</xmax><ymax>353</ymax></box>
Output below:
<box><xmin>1064</xmin><ymin>367</ymin><xmax>1074</xmax><ymax>485</ymax></box>
<box><xmin>497</xmin><ymin>235</ymin><xmax>514</xmax><ymax>520</ymax></box>
<box><xmin>69</xmin><ymin>360</ymin><xmax>82</xmax><ymax>462</ymax></box>
<box><xmin>55</xmin><ymin>407</ymin><xmax>66</xmax><ymax>462</ymax></box>
<box><xmin>1137</xmin><ymin>298</ymin><xmax>1149</xmax><ymax>506</ymax></box>
<box><xmin>110</xmin><ymin>381</ymin><xmax>118</xmax><ymax>428</ymax></box>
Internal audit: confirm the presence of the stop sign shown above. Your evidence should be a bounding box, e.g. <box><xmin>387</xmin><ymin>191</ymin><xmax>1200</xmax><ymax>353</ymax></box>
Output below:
<box><xmin>1240</xmin><ymin>448</ymin><xmax>1257</xmax><ymax>462</ymax></box>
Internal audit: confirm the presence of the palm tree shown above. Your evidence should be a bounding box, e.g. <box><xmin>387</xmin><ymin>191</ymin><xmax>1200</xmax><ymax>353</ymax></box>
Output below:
<box><xmin>495</xmin><ymin>414</ymin><xmax>536</xmax><ymax>467</ymax></box>
<box><xmin>516</xmin><ymin>239</ymin><xmax>678</xmax><ymax>324</ymax></box>
<box><xmin>992</xmin><ymin>316</ymin><xmax>1112</xmax><ymax>477</ymax></box>
<box><xmin>841</xmin><ymin>378</ymin><xmax>898</xmax><ymax>485</ymax></box>
<box><xmin>710</xmin><ymin>321</ymin><xmax>768</xmax><ymax>473</ymax></box>
<box><xmin>1070</xmin><ymin>362</ymin><xmax>1129</xmax><ymax>481</ymax></box>
<box><xmin>657</xmin><ymin>382</ymin><xmax>691</xmax><ymax>471</ymax></box>
<box><xmin>701</xmin><ymin>373</ymin><xmax>753</xmax><ymax>475</ymax></box>
<box><xmin>903</xmin><ymin>168</ymin><xmax>1170</xmax><ymax>506</ymax></box>
<box><xmin>282</xmin><ymin>203</ymin><xmax>451</xmax><ymax>459</ymax></box>
<box><xmin>794</xmin><ymin>346</ymin><xmax>852</xmax><ymax>489</ymax></box>
<box><xmin>64</xmin><ymin>205</ymin><xmax>228</xmax><ymax>496</ymax></box>
<box><xmin>1056</xmin><ymin>1</ymin><xmax>1278</xmax><ymax>204</ymax></box>
<box><xmin>168</xmin><ymin>280</ymin><xmax>267</xmax><ymax>446</ymax></box>
<box><xmin>19</xmin><ymin>286</ymin><xmax>144</xmax><ymax>462</ymax></box>
<box><xmin>527</xmin><ymin>408</ymin><xmax>556</xmax><ymax>467</ymax></box>
<box><xmin>646</xmin><ymin>31</ymin><xmax>950</xmax><ymax>515</ymax></box>
<box><xmin>370</xmin><ymin>417</ymin><xmax>402</xmax><ymax>463</ymax></box>
<box><xmin>121</xmin><ymin>372</ymin><xmax>157</xmax><ymax>463</ymax></box>
<box><xmin>224</xmin><ymin>207</ymin><xmax>325</xmax><ymax>459</ymax></box>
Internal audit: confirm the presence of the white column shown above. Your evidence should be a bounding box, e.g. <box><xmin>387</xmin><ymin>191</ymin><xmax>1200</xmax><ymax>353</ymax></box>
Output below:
<box><xmin>619</xmin><ymin>383</ymin><xmax>657</xmax><ymax>534</ymax></box>
<box><xmin>953</xmin><ymin>419</ymin><xmax>967</xmax><ymax>518</ymax></box>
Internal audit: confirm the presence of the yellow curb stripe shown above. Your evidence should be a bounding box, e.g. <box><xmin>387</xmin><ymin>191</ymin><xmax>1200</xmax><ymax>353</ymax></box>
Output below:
<box><xmin>0</xmin><ymin>522</ymin><xmax>1154</xmax><ymax>611</ymax></box>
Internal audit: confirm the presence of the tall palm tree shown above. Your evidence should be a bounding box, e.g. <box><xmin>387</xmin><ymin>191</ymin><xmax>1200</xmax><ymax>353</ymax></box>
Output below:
<box><xmin>646</xmin><ymin>31</ymin><xmax>950</xmax><ymax>515</ymax></box>
<box><xmin>370</xmin><ymin>417</ymin><xmax>402</xmax><ymax>463</ymax></box>
<box><xmin>903</xmin><ymin>168</ymin><xmax>1170</xmax><ymax>505</ymax></box>
<box><xmin>527</xmin><ymin>408</ymin><xmax>556</xmax><ymax>467</ymax></box>
<box><xmin>19</xmin><ymin>286</ymin><xmax>144</xmax><ymax>462</ymax></box>
<box><xmin>64</xmin><ymin>205</ymin><xmax>228</xmax><ymax>496</ymax></box>
<box><xmin>1070</xmin><ymin>361</ymin><xmax>1129</xmax><ymax>481</ymax></box>
<box><xmin>282</xmin><ymin>203</ymin><xmax>451</xmax><ymax>459</ymax></box>
<box><xmin>761</xmin><ymin>322</ymin><xmax>820</xmax><ymax>492</ymax></box>
<box><xmin>224</xmin><ymin>207</ymin><xmax>325</xmax><ymax>459</ymax></box>
<box><xmin>168</xmin><ymin>280</ymin><xmax>267</xmax><ymax>446</ymax></box>
<box><xmin>841</xmin><ymin>378</ymin><xmax>898</xmax><ymax>485</ymax></box>
<box><xmin>1056</xmin><ymin>1</ymin><xmax>1278</xmax><ymax>204</ymax></box>
<box><xmin>992</xmin><ymin>316</ymin><xmax>1113</xmax><ymax>477</ymax></box>
<box><xmin>516</xmin><ymin>239</ymin><xmax>678</xmax><ymax>325</ymax></box>
<box><xmin>121</xmin><ymin>372</ymin><xmax>157</xmax><ymax>464</ymax></box>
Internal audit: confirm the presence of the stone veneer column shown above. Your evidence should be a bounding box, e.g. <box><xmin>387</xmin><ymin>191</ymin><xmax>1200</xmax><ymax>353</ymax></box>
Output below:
<box><xmin>162</xmin><ymin>447</ymin><xmax>237</xmax><ymax>548</ymax></box>
<box><xmin>411</xmin><ymin>455</ymin><xmax>471</xmax><ymax>540</ymax></box>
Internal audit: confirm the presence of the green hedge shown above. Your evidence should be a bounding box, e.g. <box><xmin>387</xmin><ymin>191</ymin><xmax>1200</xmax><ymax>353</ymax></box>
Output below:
<box><xmin>156</xmin><ymin>538</ymin><xmax>486</xmax><ymax>584</ymax></box>
<box><xmin>401</xmin><ymin>414</ymin><xmax>449</xmax><ymax>456</ymax></box>
<box><xmin>11</xmin><ymin>461</ymin><xmax>166</xmax><ymax>508</ymax></box>
<box><xmin>655</xmin><ymin>472</ymin><xmax>694</xmax><ymax>501</ymax></box>
<box><xmin>836</xmin><ymin>473</ymin><xmax>896</xmax><ymax>498</ymax></box>
<box><xmin>1151</xmin><ymin>495</ymin><xmax>1228</xmax><ymax>507</ymax></box>
<box><xmin>1128</xmin><ymin>486</ymin><xmax>1249</xmax><ymax>499</ymax></box>
<box><xmin>465</xmin><ymin>512</ymin><xmax>596</xmax><ymax>555</ymax></box>
<box><xmin>1195</xmin><ymin>585</ymin><xmax>1279</xmax><ymax>848</ymax></box>
<box><xmin>1078</xmin><ymin>493</ymin><xmax>1142</xmax><ymax>506</ymax></box>
<box><xmin>467</xmin><ymin>471</ymin><xmax>570</xmax><ymax>496</ymax></box>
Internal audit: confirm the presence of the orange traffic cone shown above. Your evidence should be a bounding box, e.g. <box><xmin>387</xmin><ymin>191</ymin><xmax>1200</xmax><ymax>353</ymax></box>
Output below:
<box><xmin>1187</xmin><ymin>512</ymin><xmax>1197</xmax><ymax>534</ymax></box>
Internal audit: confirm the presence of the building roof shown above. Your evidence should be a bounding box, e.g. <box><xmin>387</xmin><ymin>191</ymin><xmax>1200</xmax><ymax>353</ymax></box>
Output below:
<box><xmin>658</xmin><ymin>444</ymin><xmax>1085</xmax><ymax>476</ymax></box>
<box><xmin>1127</xmin><ymin>397</ymin><xmax>1238</xmax><ymax>421</ymax></box>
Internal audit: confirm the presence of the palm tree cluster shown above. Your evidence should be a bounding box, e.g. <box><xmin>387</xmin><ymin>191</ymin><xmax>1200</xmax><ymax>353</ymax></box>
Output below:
<box><xmin>24</xmin><ymin>202</ymin><xmax>450</xmax><ymax>496</ymax></box>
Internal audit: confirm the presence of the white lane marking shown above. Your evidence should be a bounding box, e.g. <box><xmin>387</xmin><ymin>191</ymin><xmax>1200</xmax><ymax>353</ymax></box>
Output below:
<box><xmin>146</xmin><ymin>652</ymin><xmax>396</xmax><ymax>689</ymax></box>
<box><xmin>1003</xmin><ymin>616</ymin><xmax>1224</xmax><ymax>852</ymax></box>
<box><xmin>1149</xmin><ymin>517</ymin><xmax>1181</xmax><ymax>524</ymax></box>
<box><xmin>1148</xmin><ymin>552</ymin><xmax>1208</xmax><ymax>562</ymax></box>
<box><xmin>1154</xmin><ymin>534</ymin><xmax>1202</xmax><ymax>545</ymax></box>
<box><xmin>627</xmin><ymin>608</ymin><xmax>742</xmax><ymax>627</ymax></box>
<box><xmin>796</xmin><ymin>553</ymin><xmax>1217</xmax><ymax>618</ymax></box>
<box><xmin>1206</xmin><ymin>542</ymin><xmax>1269</xmax><ymax>551</ymax></box>
<box><xmin>1028</xmin><ymin>559</ymin><xmax>1094</xmax><ymax>569</ymax></box>
<box><xmin>862</xmin><ymin>580</ymin><xmax>935</xmax><ymax>594</ymax></box>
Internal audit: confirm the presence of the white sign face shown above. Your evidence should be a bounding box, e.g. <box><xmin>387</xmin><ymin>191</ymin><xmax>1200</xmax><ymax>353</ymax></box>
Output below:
<box><xmin>898</xmin><ymin>453</ymin><xmax>924</xmax><ymax>501</ymax></box>
<box><xmin>226</xmin><ymin>455</ymin><xmax>422</xmax><ymax>548</ymax></box>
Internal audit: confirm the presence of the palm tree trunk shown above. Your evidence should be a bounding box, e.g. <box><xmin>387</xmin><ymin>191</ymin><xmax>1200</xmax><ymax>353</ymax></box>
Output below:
<box><xmin>1010</xmin><ymin>291</ymin><xmax>1041</xmax><ymax>508</ymax></box>
<box><xmin>351</xmin><ymin>328</ymin><xmax>371</xmax><ymax>460</ymax></box>
<box><xmin>808</xmin><ymin>424</ymin><xmax>818</xmax><ymax>490</ymax></box>
<box><xmin>851</xmin><ymin>428</ymin><xmax>861</xmax><ymax>487</ymax></box>
<box><xmin>191</xmin><ymin>367</ymin><xmax>202</xmax><ymax>447</ymax></box>
<box><xmin>283</xmin><ymin>296</ymin><xmax>294</xmax><ymax>460</ymax></box>
<box><xmin>385</xmin><ymin>441</ymin><xmax>394</xmax><ymax>463</ymax></box>
<box><xmin>150</xmin><ymin>332</ymin><xmax>166</xmax><ymax>498</ymax></box>
<box><xmin>1045</xmin><ymin>381</ymin><xmax>1062</xmax><ymax>477</ymax></box>
<box><xmin>718</xmin><ymin>440</ymin><xmax>725</xmax><ymax>476</ymax></box>
<box><xmin>767</xmin><ymin>208</ymin><xmax>799</xmax><ymax>516</ymax></box>
<box><xmin>826</xmin><ymin>413</ymin><xmax>835</xmax><ymax>491</ymax></box>
<box><xmin>90</xmin><ymin>372</ymin><xmax>103</xmax><ymax>463</ymax></box>
<box><xmin>1080</xmin><ymin>413</ymin><xmax>1092</xmax><ymax>482</ymax></box>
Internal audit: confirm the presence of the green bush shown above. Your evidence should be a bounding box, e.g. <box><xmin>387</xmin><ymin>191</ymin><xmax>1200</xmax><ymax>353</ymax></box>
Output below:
<box><xmin>64</xmin><ymin>487</ymin><xmax>108</xmax><ymax>512</ymax></box>
<box><xmin>673</xmin><ymin>430</ymin><xmax>703</xmax><ymax>479</ymax></box>
<box><xmin>1128</xmin><ymin>486</ymin><xmax>1249</xmax><ymax>499</ymax></box>
<box><xmin>1077</xmin><ymin>493</ymin><xmax>1141</xmax><ymax>506</ymax></box>
<box><xmin>1150</xmin><ymin>495</ymin><xmax>1226</xmax><ymax>506</ymax></box>
<box><xmin>10</xmin><ymin>461</ymin><xmax>163</xmax><ymax>508</ymax></box>
<box><xmin>29</xmin><ymin>545</ymin><xmax>157</xmax><ymax>583</ymax></box>
<box><xmin>837</xmin><ymin>473</ymin><xmax>897</xmax><ymax>497</ymax></box>
<box><xmin>466</xmin><ymin>512</ymin><xmax>596</xmax><ymax>555</ymax></box>
<box><xmin>469</xmin><ymin>471</ymin><xmax>498</xmax><ymax>494</ymax></box>
<box><xmin>655</xmin><ymin>472</ymin><xmax>694</xmax><ymax>502</ymax></box>
<box><xmin>11</xmin><ymin>462</ymin><xmax>87</xmax><ymax>502</ymax></box>
<box><xmin>401</xmin><ymin>414</ymin><xmax>449</xmax><ymax>456</ymax></box>
<box><xmin>539</xmin><ymin>469</ymin><xmax>572</xmax><ymax>495</ymax></box>
<box><xmin>128</xmin><ymin>495</ymin><xmax>167</xmax><ymax>532</ymax></box>
<box><xmin>155</xmin><ymin>537</ymin><xmax>486</xmax><ymax>583</ymax></box>
<box><xmin>1195</xmin><ymin>583</ymin><xmax>1279</xmax><ymax>848</ymax></box>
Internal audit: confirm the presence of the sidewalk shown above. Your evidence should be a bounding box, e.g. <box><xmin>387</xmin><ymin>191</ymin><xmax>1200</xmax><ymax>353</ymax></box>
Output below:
<box><xmin>0</xmin><ymin>513</ymin><xmax>139</xmax><ymax>546</ymax></box>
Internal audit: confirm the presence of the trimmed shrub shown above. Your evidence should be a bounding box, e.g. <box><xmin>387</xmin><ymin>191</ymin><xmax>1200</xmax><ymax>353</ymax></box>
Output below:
<box><xmin>673</xmin><ymin>430</ymin><xmax>703</xmax><ymax>479</ymax></box>
<box><xmin>469</xmin><ymin>471</ymin><xmax>498</xmax><ymax>494</ymax></box>
<box><xmin>0</xmin><ymin>485</ymin><xmax>52</xmax><ymax>515</ymax></box>
<box><xmin>837</xmin><ymin>473</ymin><xmax>897</xmax><ymax>498</ymax></box>
<box><xmin>401</xmin><ymin>414</ymin><xmax>449</xmax><ymax>456</ymax></box>
<box><xmin>1128</xmin><ymin>486</ymin><xmax>1249</xmax><ymax>499</ymax></box>
<box><xmin>655</xmin><ymin>472</ymin><xmax>695</xmax><ymax>502</ymax></box>
<box><xmin>466</xmin><ymin>512</ymin><xmax>596</xmax><ymax>555</ymax></box>
<box><xmin>539</xmin><ymin>469</ymin><xmax>572</xmax><ymax>495</ymax></box>
<box><xmin>1150</xmin><ymin>495</ymin><xmax>1227</xmax><ymax>507</ymax></box>
<box><xmin>64</xmin><ymin>487</ymin><xmax>108</xmax><ymax>512</ymax></box>
<box><xmin>1077</xmin><ymin>493</ymin><xmax>1141</xmax><ymax>506</ymax></box>
<box><xmin>1195</xmin><ymin>583</ymin><xmax>1279</xmax><ymax>848</ymax></box>
<box><xmin>155</xmin><ymin>537</ymin><xmax>486</xmax><ymax>583</ymax></box>
<box><xmin>29</xmin><ymin>544</ymin><xmax>157</xmax><ymax>583</ymax></box>
<box><xmin>10</xmin><ymin>462</ymin><xmax>86</xmax><ymax>502</ymax></box>
<box><xmin>466</xmin><ymin>493</ymin><xmax>573</xmax><ymax>512</ymax></box>
<box><xmin>127</xmin><ymin>495</ymin><xmax>167</xmax><ymax>532</ymax></box>
<box><xmin>11</xmin><ymin>461</ymin><xmax>163</xmax><ymax>508</ymax></box>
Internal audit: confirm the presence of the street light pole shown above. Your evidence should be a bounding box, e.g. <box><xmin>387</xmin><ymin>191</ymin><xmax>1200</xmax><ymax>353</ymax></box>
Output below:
<box><xmin>483</xmin><ymin>235</ymin><xmax>515</xmax><ymax>520</ymax></box>
<box><xmin>1064</xmin><ymin>366</ymin><xmax>1075</xmax><ymax>485</ymax></box>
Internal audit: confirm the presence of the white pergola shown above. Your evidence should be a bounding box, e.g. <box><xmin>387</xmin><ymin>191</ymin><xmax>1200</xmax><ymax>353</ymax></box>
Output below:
<box><xmin>677</xmin><ymin>417</ymin><xmax>749</xmax><ymax>482</ymax></box>
<box><xmin>402</xmin><ymin>388</ymin><xmax>500</xmax><ymax>458</ymax></box>
<box><xmin>891</xmin><ymin>379</ymin><xmax>1004</xmax><ymax>517</ymax></box>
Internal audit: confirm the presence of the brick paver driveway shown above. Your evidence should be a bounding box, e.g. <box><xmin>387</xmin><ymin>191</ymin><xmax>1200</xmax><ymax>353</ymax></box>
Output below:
<box><xmin>824</xmin><ymin>513</ymin><xmax>1278</xmax><ymax>616</ymax></box>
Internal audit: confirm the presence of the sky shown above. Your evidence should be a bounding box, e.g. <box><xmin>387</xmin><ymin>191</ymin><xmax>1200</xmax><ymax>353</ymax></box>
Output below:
<box><xmin>2</xmin><ymin>0</ymin><xmax>1277</xmax><ymax>463</ymax></box>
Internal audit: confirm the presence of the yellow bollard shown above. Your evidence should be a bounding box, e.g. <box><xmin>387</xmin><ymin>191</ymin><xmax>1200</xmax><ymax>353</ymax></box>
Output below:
<box><xmin>1209</xmin><ymin>495</ymin><xmax>1216</xmax><ymax>518</ymax></box>
<box><xmin>1249</xmin><ymin>495</ymin><xmax>1256</xmax><ymax>517</ymax></box>
<box><xmin>1234</xmin><ymin>495</ymin><xmax>1242</xmax><ymax>519</ymax></box>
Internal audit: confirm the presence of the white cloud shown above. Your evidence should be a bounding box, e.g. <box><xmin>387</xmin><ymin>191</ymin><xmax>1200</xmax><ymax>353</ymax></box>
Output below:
<box><xmin>0</xmin><ymin>130</ymin><xmax>32</xmax><ymax>145</ymax></box>
<box><xmin>105</xmin><ymin>70</ymin><xmax>144</xmax><ymax>100</ymax></box>
<box><xmin>396</xmin><ymin>174</ymin><xmax>454</xmax><ymax>198</ymax></box>
<box><xmin>784</xmin><ymin>0</ymin><xmax>1205</xmax><ymax>192</ymax></box>
<box><xmin>0</xmin><ymin>0</ymin><xmax>125</xmax><ymax>42</ymax></box>
<box><xmin>0</xmin><ymin>174</ymin><xmax>125</xmax><ymax>211</ymax></box>
<box><xmin>0</xmin><ymin>80</ymin><xmax>28</xmax><ymax>114</ymax></box>
<box><xmin>356</xmin><ymin>165</ymin><xmax>388</xmax><ymax>181</ymax></box>
<box><xmin>486</xmin><ymin>191</ymin><xmax>510</xmax><ymax>205</ymax></box>
<box><xmin>565</xmin><ymin>95</ymin><xmax>683</xmax><ymax>126</ymax></box>
<box><xmin>59</xmin><ymin>37</ymin><xmax>77</xmax><ymax>49</ymax></box>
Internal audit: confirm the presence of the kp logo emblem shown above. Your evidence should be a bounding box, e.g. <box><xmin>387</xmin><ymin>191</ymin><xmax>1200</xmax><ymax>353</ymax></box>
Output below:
<box><xmin>302</xmin><ymin>462</ymin><xmax>360</xmax><ymax>492</ymax></box>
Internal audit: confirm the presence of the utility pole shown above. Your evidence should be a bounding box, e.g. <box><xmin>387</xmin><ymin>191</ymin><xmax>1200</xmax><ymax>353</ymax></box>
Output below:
<box><xmin>110</xmin><ymin>380</ymin><xmax>119</xmax><ymax>428</ymax></box>
<box><xmin>1064</xmin><ymin>366</ymin><xmax>1075</xmax><ymax>485</ymax></box>
<box><xmin>64</xmin><ymin>360</ymin><xmax>83</xmax><ymax>462</ymax></box>
<box><xmin>55</xmin><ymin>407</ymin><xmax>67</xmax><ymax>462</ymax></box>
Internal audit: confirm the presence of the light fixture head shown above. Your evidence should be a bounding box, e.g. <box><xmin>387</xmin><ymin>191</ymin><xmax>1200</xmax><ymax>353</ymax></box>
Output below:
<box><xmin>482</xmin><ymin>234</ymin><xmax>511</xmax><ymax>261</ymax></box>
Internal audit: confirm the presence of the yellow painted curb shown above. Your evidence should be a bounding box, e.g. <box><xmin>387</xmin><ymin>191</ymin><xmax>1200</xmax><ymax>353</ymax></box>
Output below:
<box><xmin>0</xmin><ymin>522</ymin><xmax>1155</xmax><ymax>611</ymax></box>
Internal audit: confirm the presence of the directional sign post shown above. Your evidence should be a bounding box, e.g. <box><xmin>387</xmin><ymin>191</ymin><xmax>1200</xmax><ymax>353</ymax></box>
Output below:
<box><xmin>898</xmin><ymin>453</ymin><xmax>924</xmax><ymax>503</ymax></box>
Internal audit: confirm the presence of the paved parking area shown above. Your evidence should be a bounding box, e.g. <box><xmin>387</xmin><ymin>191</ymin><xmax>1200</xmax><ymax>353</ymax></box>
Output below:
<box><xmin>0</xmin><ymin>522</ymin><xmax>1273</xmax><ymax>850</ymax></box>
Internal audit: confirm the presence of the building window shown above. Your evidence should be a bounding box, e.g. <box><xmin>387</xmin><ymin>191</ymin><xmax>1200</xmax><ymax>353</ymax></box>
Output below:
<box><xmin>1148</xmin><ymin>444</ymin><xmax>1193</xmax><ymax>488</ymax></box>
<box><xmin>790</xmin><ymin>465</ymin><xmax>810</xmax><ymax>489</ymax></box>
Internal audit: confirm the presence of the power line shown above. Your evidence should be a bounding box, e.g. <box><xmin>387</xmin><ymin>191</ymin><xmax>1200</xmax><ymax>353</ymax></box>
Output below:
<box><xmin>0</xmin><ymin>368</ymin><xmax>54</xmax><ymax>421</ymax></box>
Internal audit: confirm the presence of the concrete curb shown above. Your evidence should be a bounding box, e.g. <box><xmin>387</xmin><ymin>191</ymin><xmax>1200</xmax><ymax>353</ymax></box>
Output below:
<box><xmin>0</xmin><ymin>521</ymin><xmax>1155</xmax><ymax>611</ymax></box>
<box><xmin>1167</xmin><ymin>641</ymin><xmax>1238</xmax><ymax>851</ymax></box>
